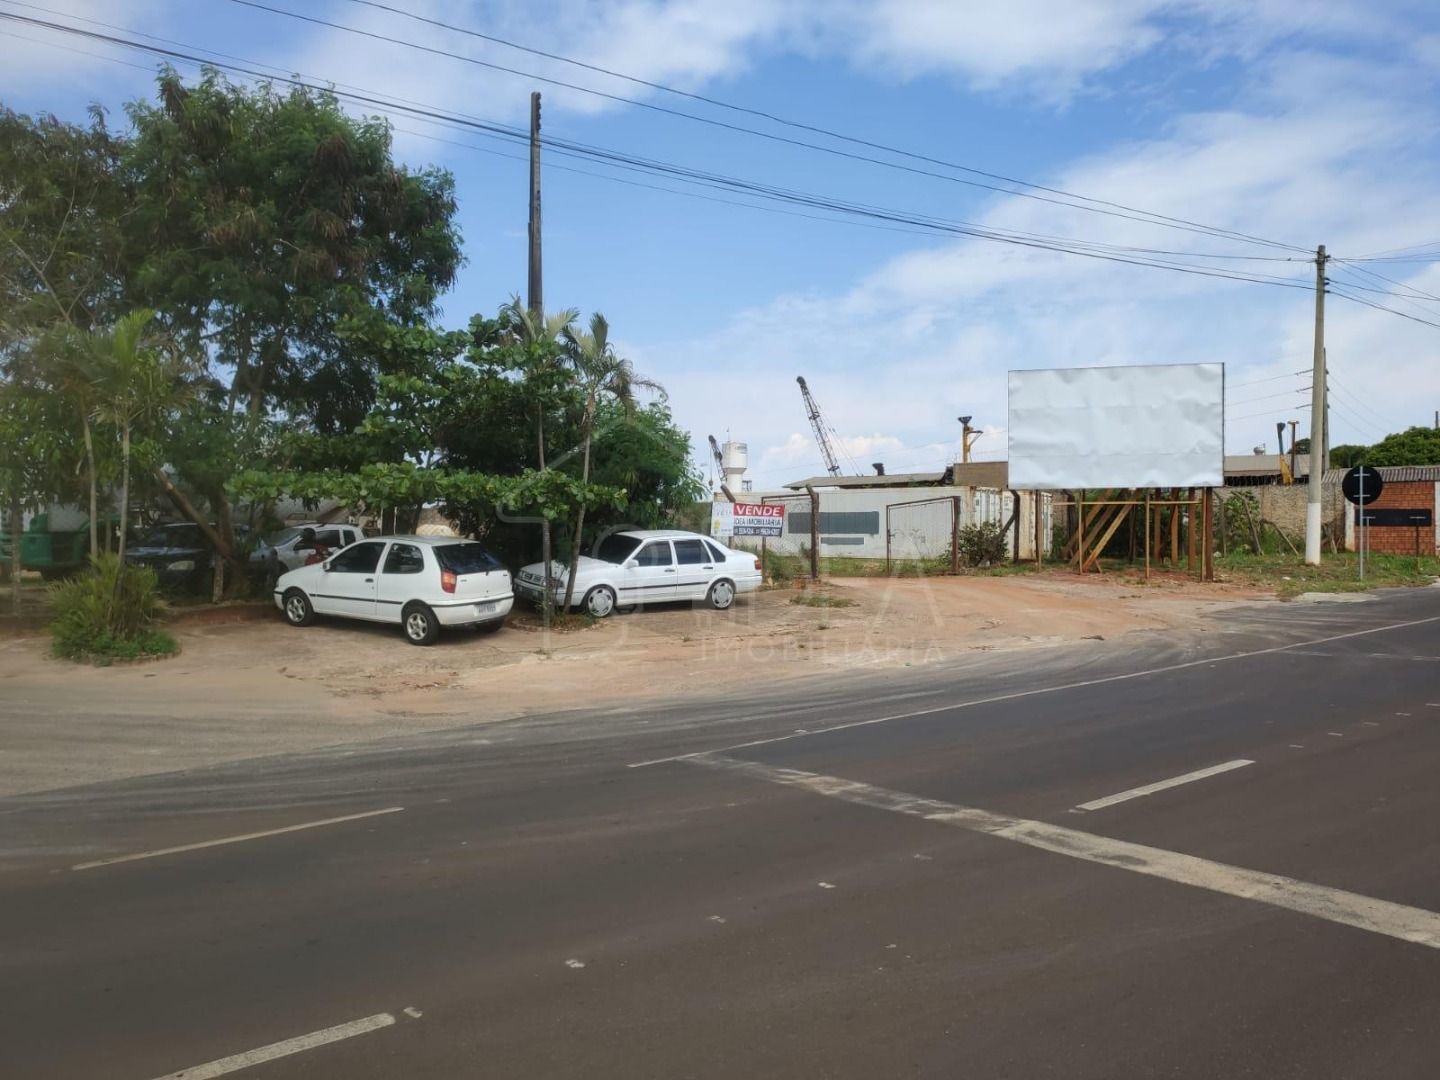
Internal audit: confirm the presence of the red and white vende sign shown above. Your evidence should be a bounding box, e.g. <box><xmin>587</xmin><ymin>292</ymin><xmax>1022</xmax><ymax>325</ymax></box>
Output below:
<box><xmin>732</xmin><ymin>502</ymin><xmax>785</xmax><ymax>537</ymax></box>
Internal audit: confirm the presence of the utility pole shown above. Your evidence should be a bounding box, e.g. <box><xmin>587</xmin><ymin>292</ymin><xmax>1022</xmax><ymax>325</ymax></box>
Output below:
<box><xmin>1304</xmin><ymin>245</ymin><xmax>1327</xmax><ymax>565</ymax></box>
<box><xmin>527</xmin><ymin>91</ymin><xmax>543</xmax><ymax>317</ymax></box>
<box><xmin>1288</xmin><ymin>419</ymin><xmax>1299</xmax><ymax>484</ymax></box>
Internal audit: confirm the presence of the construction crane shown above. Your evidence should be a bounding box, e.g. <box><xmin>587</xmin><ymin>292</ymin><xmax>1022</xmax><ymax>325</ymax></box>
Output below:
<box><xmin>796</xmin><ymin>376</ymin><xmax>842</xmax><ymax>477</ymax></box>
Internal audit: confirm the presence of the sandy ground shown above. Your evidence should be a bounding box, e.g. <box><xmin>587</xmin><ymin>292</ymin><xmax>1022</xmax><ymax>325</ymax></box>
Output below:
<box><xmin>0</xmin><ymin>571</ymin><xmax>1267</xmax><ymax>796</ymax></box>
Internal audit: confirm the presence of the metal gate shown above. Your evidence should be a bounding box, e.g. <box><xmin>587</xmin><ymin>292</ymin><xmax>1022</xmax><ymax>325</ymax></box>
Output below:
<box><xmin>885</xmin><ymin>496</ymin><xmax>959</xmax><ymax>572</ymax></box>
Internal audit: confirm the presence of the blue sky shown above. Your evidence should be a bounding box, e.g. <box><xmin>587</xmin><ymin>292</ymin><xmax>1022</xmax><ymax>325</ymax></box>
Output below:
<box><xmin>5</xmin><ymin>1</ymin><xmax>1440</xmax><ymax>489</ymax></box>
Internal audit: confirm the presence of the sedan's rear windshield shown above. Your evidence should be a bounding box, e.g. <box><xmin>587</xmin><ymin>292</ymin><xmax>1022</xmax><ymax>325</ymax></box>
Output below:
<box><xmin>435</xmin><ymin>542</ymin><xmax>502</xmax><ymax>574</ymax></box>
<box><xmin>595</xmin><ymin>535</ymin><xmax>642</xmax><ymax>564</ymax></box>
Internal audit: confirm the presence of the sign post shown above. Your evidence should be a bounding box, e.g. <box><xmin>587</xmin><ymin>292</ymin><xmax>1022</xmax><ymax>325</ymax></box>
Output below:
<box><xmin>1342</xmin><ymin>465</ymin><xmax>1384</xmax><ymax>580</ymax></box>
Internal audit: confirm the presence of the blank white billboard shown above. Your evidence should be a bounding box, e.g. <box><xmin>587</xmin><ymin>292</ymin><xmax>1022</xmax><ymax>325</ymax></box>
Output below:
<box><xmin>1008</xmin><ymin>363</ymin><xmax>1224</xmax><ymax>490</ymax></box>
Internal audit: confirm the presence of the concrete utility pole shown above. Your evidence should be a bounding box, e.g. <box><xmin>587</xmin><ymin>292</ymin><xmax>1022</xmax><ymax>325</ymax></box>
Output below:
<box><xmin>1304</xmin><ymin>245</ymin><xmax>1327</xmax><ymax>565</ymax></box>
<box><xmin>527</xmin><ymin>91</ymin><xmax>543</xmax><ymax>317</ymax></box>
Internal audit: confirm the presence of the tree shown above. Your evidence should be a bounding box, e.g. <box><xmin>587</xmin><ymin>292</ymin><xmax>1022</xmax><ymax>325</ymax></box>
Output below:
<box><xmin>1361</xmin><ymin>426</ymin><xmax>1440</xmax><ymax>467</ymax></box>
<box><xmin>120</xmin><ymin>69</ymin><xmax>464</xmax><ymax>577</ymax></box>
<box><xmin>90</xmin><ymin>310</ymin><xmax>196</xmax><ymax>564</ymax></box>
<box><xmin>498</xmin><ymin>297</ymin><xmax>578</xmax><ymax>617</ymax></box>
<box><xmin>559</xmin><ymin>313</ymin><xmax>661</xmax><ymax>610</ymax></box>
<box><xmin>1</xmin><ymin>106</ymin><xmax>127</xmax><ymax>557</ymax></box>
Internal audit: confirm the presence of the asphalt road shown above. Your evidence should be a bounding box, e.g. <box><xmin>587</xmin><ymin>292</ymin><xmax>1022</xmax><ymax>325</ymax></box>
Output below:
<box><xmin>2</xmin><ymin>588</ymin><xmax>1439</xmax><ymax>1078</ymax></box>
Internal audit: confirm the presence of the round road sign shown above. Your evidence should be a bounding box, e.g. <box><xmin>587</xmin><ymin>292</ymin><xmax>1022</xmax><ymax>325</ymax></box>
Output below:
<box><xmin>1342</xmin><ymin>465</ymin><xmax>1384</xmax><ymax>506</ymax></box>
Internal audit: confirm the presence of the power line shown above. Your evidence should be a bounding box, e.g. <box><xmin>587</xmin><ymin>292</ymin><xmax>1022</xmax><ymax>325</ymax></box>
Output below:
<box><xmin>1226</xmin><ymin>386</ymin><xmax>1310</xmax><ymax>407</ymax></box>
<box><xmin>1226</xmin><ymin>368</ymin><xmax>1310</xmax><ymax>389</ymax></box>
<box><xmin>1327</xmin><ymin>288</ymin><xmax>1440</xmax><ymax>332</ymax></box>
<box><xmin>335</xmin><ymin>0</ymin><xmax>1316</xmax><ymax>258</ymax></box>
<box><xmin>1226</xmin><ymin>403</ymin><xmax>1310</xmax><ymax>423</ymax></box>
<box><xmin>229</xmin><ymin>0</ymin><xmax>1309</xmax><ymax>254</ymax></box>
<box><xmin>0</xmin><ymin>10</ymin><xmax>1323</xmax><ymax>294</ymax></box>
<box><xmin>1330</xmin><ymin>259</ymin><xmax>1440</xmax><ymax>305</ymax></box>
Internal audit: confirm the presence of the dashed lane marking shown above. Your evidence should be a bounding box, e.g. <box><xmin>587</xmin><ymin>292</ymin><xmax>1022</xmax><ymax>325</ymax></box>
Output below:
<box><xmin>72</xmin><ymin>807</ymin><xmax>406</xmax><ymax>871</ymax></box>
<box><xmin>148</xmin><ymin>1012</ymin><xmax>397</xmax><ymax>1079</ymax></box>
<box><xmin>1072</xmin><ymin>759</ymin><xmax>1254</xmax><ymax>813</ymax></box>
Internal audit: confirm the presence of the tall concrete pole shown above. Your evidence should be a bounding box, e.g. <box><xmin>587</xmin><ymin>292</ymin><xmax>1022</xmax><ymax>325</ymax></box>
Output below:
<box><xmin>1304</xmin><ymin>245</ymin><xmax>1327</xmax><ymax>565</ymax></box>
<box><xmin>527</xmin><ymin>91</ymin><xmax>543</xmax><ymax>317</ymax></box>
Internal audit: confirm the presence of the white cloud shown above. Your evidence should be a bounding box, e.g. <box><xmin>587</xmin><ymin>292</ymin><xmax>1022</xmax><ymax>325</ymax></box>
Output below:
<box><xmin>649</xmin><ymin>41</ymin><xmax>1440</xmax><ymax>485</ymax></box>
<box><xmin>0</xmin><ymin>0</ymin><xmax>162</xmax><ymax>88</ymax></box>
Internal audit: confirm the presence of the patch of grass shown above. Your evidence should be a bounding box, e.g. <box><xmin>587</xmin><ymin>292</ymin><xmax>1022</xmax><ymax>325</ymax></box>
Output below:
<box><xmin>790</xmin><ymin>592</ymin><xmax>856</xmax><ymax>608</ymax></box>
<box><xmin>1218</xmin><ymin>551</ymin><xmax>1440</xmax><ymax>599</ymax></box>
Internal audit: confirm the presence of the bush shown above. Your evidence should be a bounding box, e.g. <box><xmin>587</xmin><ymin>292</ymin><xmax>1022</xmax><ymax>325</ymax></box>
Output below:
<box><xmin>763</xmin><ymin>548</ymin><xmax>803</xmax><ymax>585</ymax></box>
<box><xmin>957</xmin><ymin>521</ymin><xmax>1008</xmax><ymax>567</ymax></box>
<box><xmin>49</xmin><ymin>554</ymin><xmax>177</xmax><ymax>663</ymax></box>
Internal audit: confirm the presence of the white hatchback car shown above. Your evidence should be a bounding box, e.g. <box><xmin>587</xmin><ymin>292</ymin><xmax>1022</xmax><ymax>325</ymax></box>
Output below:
<box><xmin>516</xmin><ymin>529</ymin><xmax>762</xmax><ymax>618</ymax></box>
<box><xmin>274</xmin><ymin>536</ymin><xmax>514</xmax><ymax>645</ymax></box>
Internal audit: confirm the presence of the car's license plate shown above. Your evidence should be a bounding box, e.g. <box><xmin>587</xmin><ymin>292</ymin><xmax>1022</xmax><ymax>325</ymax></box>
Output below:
<box><xmin>476</xmin><ymin>601</ymin><xmax>496</xmax><ymax>613</ymax></box>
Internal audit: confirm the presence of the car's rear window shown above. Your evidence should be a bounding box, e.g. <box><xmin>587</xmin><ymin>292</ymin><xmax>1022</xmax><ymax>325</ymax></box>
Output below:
<box><xmin>435</xmin><ymin>542</ymin><xmax>502</xmax><ymax>574</ymax></box>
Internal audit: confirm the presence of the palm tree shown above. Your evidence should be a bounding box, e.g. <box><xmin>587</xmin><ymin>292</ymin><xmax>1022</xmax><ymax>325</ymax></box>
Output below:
<box><xmin>91</xmin><ymin>310</ymin><xmax>193</xmax><ymax>566</ymax></box>
<box><xmin>559</xmin><ymin>313</ymin><xmax>662</xmax><ymax>611</ymax></box>
<box><xmin>499</xmin><ymin>296</ymin><xmax>578</xmax><ymax>618</ymax></box>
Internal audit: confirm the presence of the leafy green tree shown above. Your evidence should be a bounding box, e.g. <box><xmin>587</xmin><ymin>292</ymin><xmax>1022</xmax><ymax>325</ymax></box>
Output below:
<box><xmin>496</xmin><ymin>297</ymin><xmax>579</xmax><ymax>613</ymax></box>
<box><xmin>89</xmin><ymin>310</ymin><xmax>197</xmax><ymax>563</ymax></box>
<box><xmin>117</xmin><ymin>70</ymin><xmax>463</xmax><ymax>576</ymax></box>
<box><xmin>1</xmin><ymin>106</ymin><xmax>127</xmax><ymax>556</ymax></box>
<box><xmin>1362</xmin><ymin>426</ymin><xmax>1440</xmax><ymax>467</ymax></box>
<box><xmin>559</xmin><ymin>313</ymin><xmax>661</xmax><ymax>609</ymax></box>
<box><xmin>1328</xmin><ymin>443</ymin><xmax>1369</xmax><ymax>470</ymax></box>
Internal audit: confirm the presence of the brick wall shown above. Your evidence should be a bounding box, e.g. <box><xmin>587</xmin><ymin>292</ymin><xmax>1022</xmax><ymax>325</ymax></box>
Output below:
<box><xmin>1358</xmin><ymin>481</ymin><xmax>1438</xmax><ymax>555</ymax></box>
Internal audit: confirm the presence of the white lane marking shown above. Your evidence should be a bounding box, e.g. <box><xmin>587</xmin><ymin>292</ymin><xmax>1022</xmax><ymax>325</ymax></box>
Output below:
<box><xmin>1288</xmin><ymin>744</ymin><xmax>1305</xmax><ymax>749</ymax></box>
<box><xmin>148</xmin><ymin>1012</ymin><xmax>395</xmax><ymax>1079</ymax></box>
<box><xmin>627</xmin><ymin>615</ymin><xmax>1440</xmax><ymax>767</ymax></box>
<box><xmin>1362</xmin><ymin>721</ymin><xmax>1381</xmax><ymax>727</ymax></box>
<box><xmin>402</xmin><ymin>1006</ymin><xmax>423</xmax><ymax>1019</ymax></box>
<box><xmin>817</xmin><ymin>881</ymin><xmax>836</xmax><ymax>889</ymax></box>
<box><xmin>565</xmin><ymin>958</ymin><xmax>586</xmax><ymax>969</ymax></box>
<box><xmin>1073</xmin><ymin>760</ymin><xmax>1254</xmax><ymax>813</ymax></box>
<box><xmin>72</xmin><ymin>807</ymin><xmax>405</xmax><ymax>871</ymax></box>
<box><xmin>688</xmin><ymin>753</ymin><xmax>1440</xmax><ymax>950</ymax></box>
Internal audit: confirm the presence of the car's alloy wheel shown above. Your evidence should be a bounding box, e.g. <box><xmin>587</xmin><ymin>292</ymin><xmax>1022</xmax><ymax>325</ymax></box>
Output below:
<box><xmin>584</xmin><ymin>585</ymin><xmax>616</xmax><ymax>618</ymax></box>
<box><xmin>283</xmin><ymin>589</ymin><xmax>314</xmax><ymax>626</ymax></box>
<box><xmin>403</xmin><ymin>603</ymin><xmax>438</xmax><ymax>645</ymax></box>
<box><xmin>707</xmin><ymin>579</ymin><xmax>735</xmax><ymax>610</ymax></box>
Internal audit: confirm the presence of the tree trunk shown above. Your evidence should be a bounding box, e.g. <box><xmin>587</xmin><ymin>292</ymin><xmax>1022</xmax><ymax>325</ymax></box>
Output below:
<box><xmin>562</xmin><ymin>410</ymin><xmax>596</xmax><ymax>612</ymax></box>
<box><xmin>110</xmin><ymin>425</ymin><xmax>132</xmax><ymax>631</ymax></box>
<box><xmin>151</xmin><ymin>468</ymin><xmax>246</xmax><ymax>583</ymax></box>
<box><xmin>81</xmin><ymin>413</ymin><xmax>98</xmax><ymax>558</ymax></box>
<box><xmin>537</xmin><ymin>407</ymin><xmax>553</xmax><ymax>626</ymax></box>
<box><xmin>116</xmin><ymin>426</ymin><xmax>130</xmax><ymax>562</ymax></box>
<box><xmin>9</xmin><ymin>488</ymin><xmax>21</xmax><ymax>617</ymax></box>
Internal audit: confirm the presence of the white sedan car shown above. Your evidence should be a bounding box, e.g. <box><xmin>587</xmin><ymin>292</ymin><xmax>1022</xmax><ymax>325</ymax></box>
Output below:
<box><xmin>516</xmin><ymin>529</ymin><xmax>762</xmax><ymax>618</ymax></box>
<box><xmin>274</xmin><ymin>536</ymin><xmax>513</xmax><ymax>645</ymax></box>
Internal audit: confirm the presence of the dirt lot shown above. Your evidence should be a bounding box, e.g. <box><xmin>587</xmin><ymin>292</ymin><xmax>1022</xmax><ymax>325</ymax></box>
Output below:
<box><xmin>0</xmin><ymin>571</ymin><xmax>1265</xmax><ymax>796</ymax></box>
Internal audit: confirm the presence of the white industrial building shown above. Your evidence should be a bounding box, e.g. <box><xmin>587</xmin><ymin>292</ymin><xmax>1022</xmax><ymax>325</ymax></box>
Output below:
<box><xmin>714</xmin><ymin>463</ymin><xmax>1052</xmax><ymax>564</ymax></box>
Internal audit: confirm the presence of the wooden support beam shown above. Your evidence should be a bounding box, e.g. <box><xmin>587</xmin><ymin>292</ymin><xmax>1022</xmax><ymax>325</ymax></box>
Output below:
<box><xmin>1081</xmin><ymin>503</ymin><xmax>1133</xmax><ymax>572</ymax></box>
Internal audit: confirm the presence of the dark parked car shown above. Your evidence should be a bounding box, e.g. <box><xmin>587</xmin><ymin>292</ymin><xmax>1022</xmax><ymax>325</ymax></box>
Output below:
<box><xmin>124</xmin><ymin>523</ymin><xmax>231</xmax><ymax>594</ymax></box>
